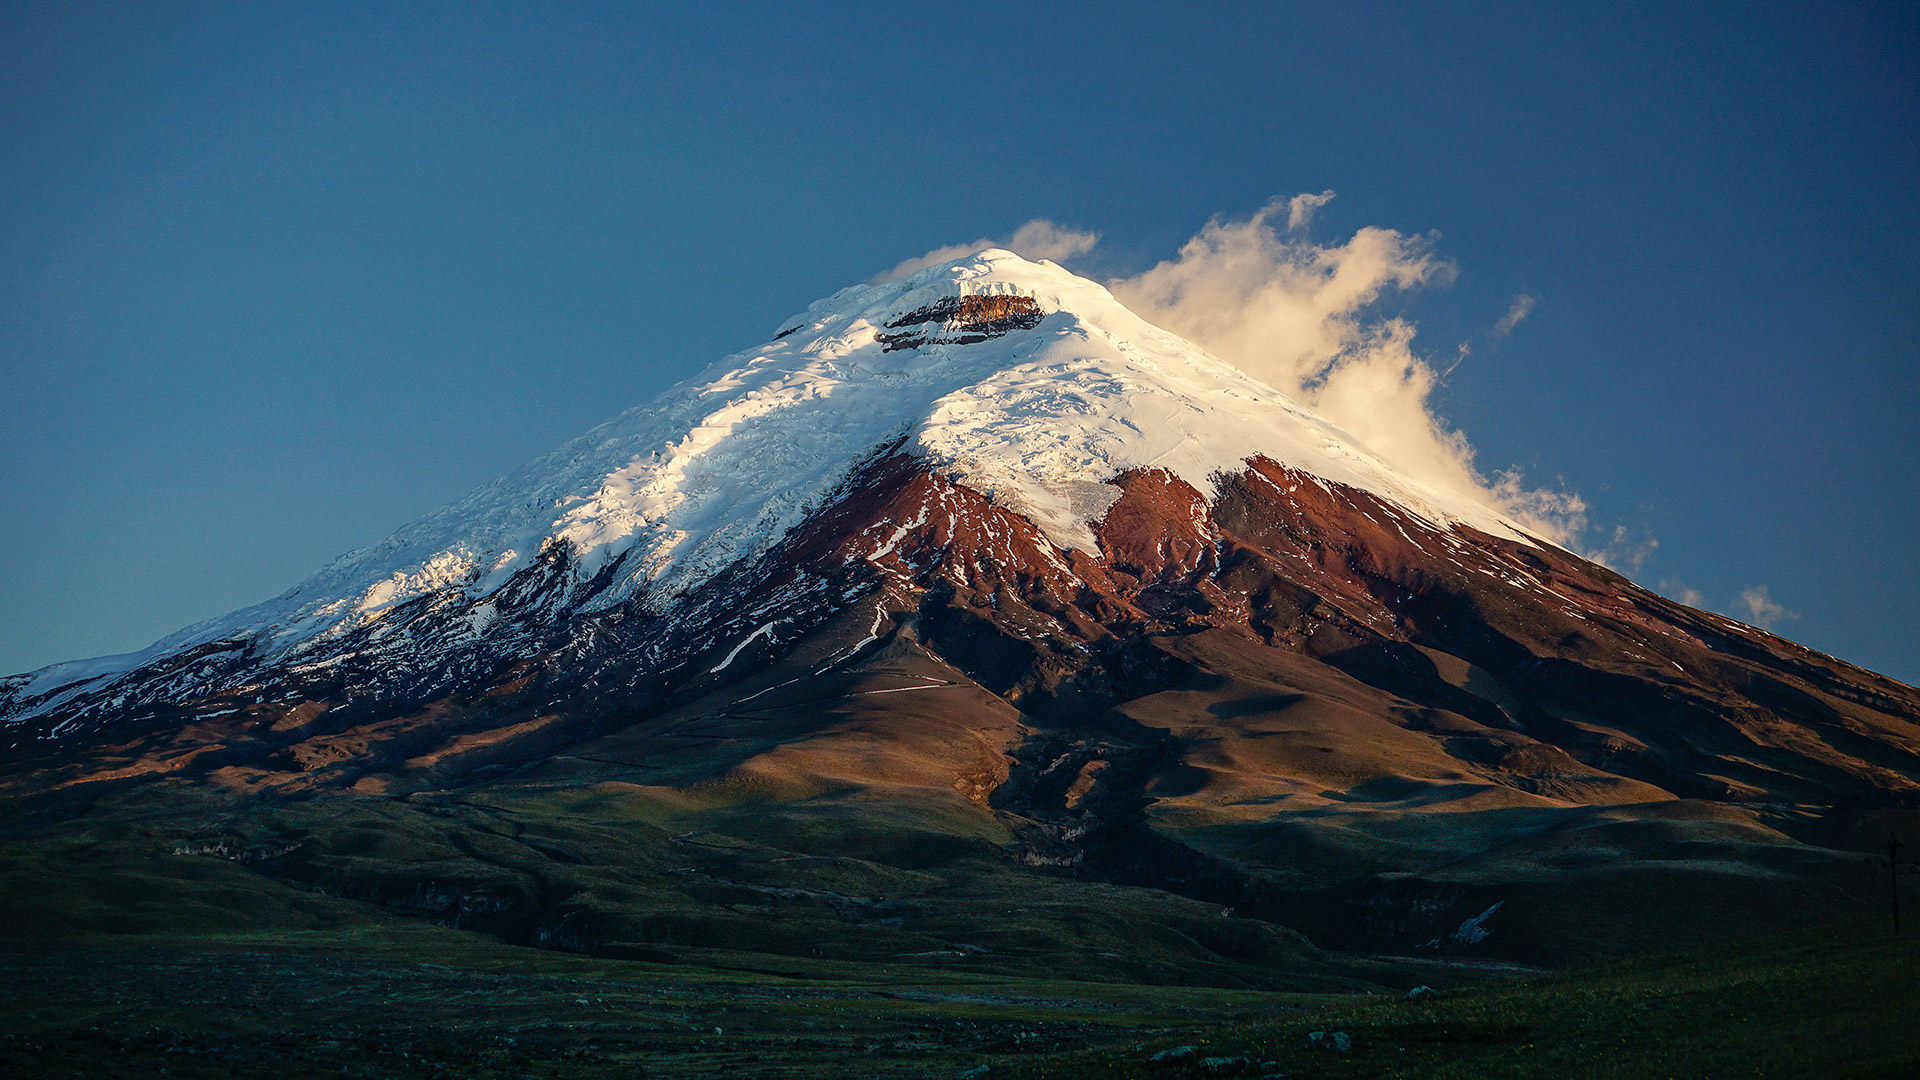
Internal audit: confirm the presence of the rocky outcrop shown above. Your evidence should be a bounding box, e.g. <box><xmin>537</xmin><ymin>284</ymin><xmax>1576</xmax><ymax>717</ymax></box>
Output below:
<box><xmin>876</xmin><ymin>293</ymin><xmax>1046</xmax><ymax>351</ymax></box>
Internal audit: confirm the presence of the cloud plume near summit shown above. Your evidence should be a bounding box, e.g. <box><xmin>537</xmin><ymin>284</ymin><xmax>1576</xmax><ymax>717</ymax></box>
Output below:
<box><xmin>1108</xmin><ymin>198</ymin><xmax>1583</xmax><ymax>543</ymax></box>
<box><xmin>880</xmin><ymin>198</ymin><xmax>1586</xmax><ymax>544</ymax></box>
<box><xmin>872</xmin><ymin>221</ymin><xmax>1101</xmax><ymax>284</ymax></box>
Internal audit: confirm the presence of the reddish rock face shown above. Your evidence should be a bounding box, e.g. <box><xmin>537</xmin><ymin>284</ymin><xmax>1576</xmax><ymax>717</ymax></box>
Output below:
<box><xmin>1094</xmin><ymin>469</ymin><xmax>1218</xmax><ymax>584</ymax></box>
<box><xmin>6</xmin><ymin>446</ymin><xmax>1918</xmax><ymax>834</ymax></box>
<box><xmin>766</xmin><ymin>452</ymin><xmax>1920</xmax><ymax>813</ymax></box>
<box><xmin>876</xmin><ymin>294</ymin><xmax>1047</xmax><ymax>351</ymax></box>
<box><xmin>791</xmin><ymin>454</ymin><xmax>1082</xmax><ymax>601</ymax></box>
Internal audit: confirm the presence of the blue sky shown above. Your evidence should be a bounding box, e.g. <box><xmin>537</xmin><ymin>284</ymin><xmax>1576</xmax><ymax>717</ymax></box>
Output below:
<box><xmin>2</xmin><ymin>2</ymin><xmax>1916</xmax><ymax>683</ymax></box>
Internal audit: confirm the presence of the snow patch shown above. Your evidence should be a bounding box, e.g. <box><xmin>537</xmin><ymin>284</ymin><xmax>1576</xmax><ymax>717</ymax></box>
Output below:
<box><xmin>709</xmin><ymin>621</ymin><xmax>781</xmax><ymax>675</ymax></box>
<box><xmin>1452</xmin><ymin>901</ymin><xmax>1503</xmax><ymax>945</ymax></box>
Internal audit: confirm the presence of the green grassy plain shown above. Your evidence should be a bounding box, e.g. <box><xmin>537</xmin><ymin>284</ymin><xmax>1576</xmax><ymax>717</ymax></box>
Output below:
<box><xmin>1</xmin><ymin>915</ymin><xmax>1913</xmax><ymax>1078</ymax></box>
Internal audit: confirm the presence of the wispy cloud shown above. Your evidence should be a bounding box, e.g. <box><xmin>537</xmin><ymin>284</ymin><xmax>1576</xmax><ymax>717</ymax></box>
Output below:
<box><xmin>1738</xmin><ymin>585</ymin><xmax>1799</xmax><ymax>630</ymax></box>
<box><xmin>1286</xmin><ymin>190</ymin><xmax>1337</xmax><ymax>231</ymax></box>
<box><xmin>1659</xmin><ymin>579</ymin><xmax>1708</xmax><ymax>608</ymax></box>
<box><xmin>1107</xmin><ymin>195</ymin><xmax>1584</xmax><ymax>543</ymax></box>
<box><xmin>1590</xmin><ymin>526</ymin><xmax>1657</xmax><ymax>572</ymax></box>
<box><xmin>1492</xmin><ymin>293</ymin><xmax>1536</xmax><ymax>338</ymax></box>
<box><xmin>872</xmin><ymin>220</ymin><xmax>1100</xmax><ymax>284</ymax></box>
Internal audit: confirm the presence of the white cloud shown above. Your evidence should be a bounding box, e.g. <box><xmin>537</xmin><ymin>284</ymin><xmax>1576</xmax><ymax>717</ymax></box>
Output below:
<box><xmin>1108</xmin><ymin>196</ymin><xmax>1584</xmax><ymax>543</ymax></box>
<box><xmin>1737</xmin><ymin>585</ymin><xmax>1799</xmax><ymax>630</ymax></box>
<box><xmin>872</xmin><ymin>219</ymin><xmax>1100</xmax><ymax>284</ymax></box>
<box><xmin>1589</xmin><ymin>525</ymin><xmax>1657</xmax><ymax>572</ymax></box>
<box><xmin>1492</xmin><ymin>293</ymin><xmax>1536</xmax><ymax>338</ymax></box>
<box><xmin>1287</xmin><ymin>189</ymin><xmax>1337</xmax><ymax>231</ymax></box>
<box><xmin>1659</xmin><ymin>579</ymin><xmax>1708</xmax><ymax>608</ymax></box>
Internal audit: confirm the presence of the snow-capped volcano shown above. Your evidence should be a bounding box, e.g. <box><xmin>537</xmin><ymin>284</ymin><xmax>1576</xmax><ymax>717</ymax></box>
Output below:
<box><xmin>6</xmin><ymin>245</ymin><xmax>1919</xmax><ymax>910</ymax></box>
<box><xmin>8</xmin><ymin>248</ymin><xmax>1917</xmax><ymax>984</ymax></box>
<box><xmin>5</xmin><ymin>250</ymin><xmax>1541</xmax><ymax>720</ymax></box>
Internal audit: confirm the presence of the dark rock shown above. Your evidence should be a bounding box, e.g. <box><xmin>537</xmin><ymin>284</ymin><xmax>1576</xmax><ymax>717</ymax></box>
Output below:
<box><xmin>1305</xmin><ymin>1030</ymin><xmax>1350</xmax><ymax>1052</ymax></box>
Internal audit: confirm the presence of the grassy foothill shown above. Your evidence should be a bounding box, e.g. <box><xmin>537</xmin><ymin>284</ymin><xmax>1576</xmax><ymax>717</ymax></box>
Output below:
<box><xmin>0</xmin><ymin>915</ymin><xmax>1912</xmax><ymax>1079</ymax></box>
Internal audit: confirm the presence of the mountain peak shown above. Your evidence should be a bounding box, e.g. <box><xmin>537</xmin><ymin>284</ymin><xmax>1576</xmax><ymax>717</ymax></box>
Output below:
<box><xmin>6</xmin><ymin>249</ymin><xmax>1531</xmax><ymax>712</ymax></box>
